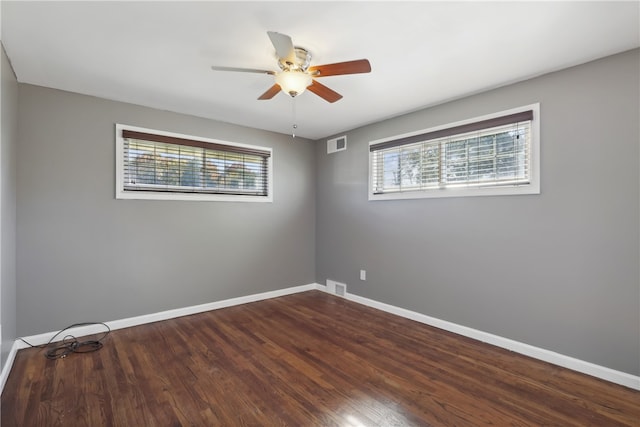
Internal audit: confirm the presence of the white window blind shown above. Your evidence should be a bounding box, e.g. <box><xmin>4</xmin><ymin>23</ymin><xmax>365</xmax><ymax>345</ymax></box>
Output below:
<box><xmin>370</xmin><ymin>109</ymin><xmax>535</xmax><ymax>197</ymax></box>
<box><xmin>121</xmin><ymin>129</ymin><xmax>270</xmax><ymax>197</ymax></box>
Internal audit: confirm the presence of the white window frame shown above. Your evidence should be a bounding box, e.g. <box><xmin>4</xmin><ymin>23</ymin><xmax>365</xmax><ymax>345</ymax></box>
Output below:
<box><xmin>368</xmin><ymin>103</ymin><xmax>540</xmax><ymax>201</ymax></box>
<box><xmin>115</xmin><ymin>124</ymin><xmax>273</xmax><ymax>202</ymax></box>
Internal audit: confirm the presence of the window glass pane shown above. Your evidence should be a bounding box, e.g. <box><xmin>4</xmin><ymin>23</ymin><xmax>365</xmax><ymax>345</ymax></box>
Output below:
<box><xmin>496</xmin><ymin>132</ymin><xmax>514</xmax><ymax>153</ymax></box>
<box><xmin>179</xmin><ymin>147</ymin><xmax>202</xmax><ymax>188</ymax></box>
<box><xmin>243</xmin><ymin>154</ymin><xmax>265</xmax><ymax>192</ymax></box>
<box><xmin>382</xmin><ymin>150</ymin><xmax>400</xmax><ymax>190</ymax></box>
<box><xmin>421</xmin><ymin>143</ymin><xmax>440</xmax><ymax>186</ymax></box>
<box><xmin>444</xmin><ymin>139</ymin><xmax>468</xmax><ymax>184</ymax></box>
<box><xmin>128</xmin><ymin>142</ymin><xmax>156</xmax><ymax>185</ymax></box>
<box><xmin>400</xmin><ymin>146</ymin><xmax>421</xmax><ymax>189</ymax></box>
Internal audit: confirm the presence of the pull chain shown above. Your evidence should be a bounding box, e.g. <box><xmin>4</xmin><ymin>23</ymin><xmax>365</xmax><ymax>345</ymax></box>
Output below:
<box><xmin>291</xmin><ymin>97</ymin><xmax>297</xmax><ymax>139</ymax></box>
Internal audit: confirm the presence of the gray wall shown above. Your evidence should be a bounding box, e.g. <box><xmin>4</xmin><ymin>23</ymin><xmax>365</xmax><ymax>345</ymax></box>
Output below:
<box><xmin>16</xmin><ymin>84</ymin><xmax>316</xmax><ymax>336</ymax></box>
<box><xmin>316</xmin><ymin>49</ymin><xmax>640</xmax><ymax>376</ymax></box>
<box><xmin>1</xmin><ymin>44</ymin><xmax>18</xmax><ymax>369</ymax></box>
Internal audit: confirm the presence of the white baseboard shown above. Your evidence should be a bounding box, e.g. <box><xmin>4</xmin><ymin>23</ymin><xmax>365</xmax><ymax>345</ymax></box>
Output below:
<box><xmin>6</xmin><ymin>282</ymin><xmax>638</xmax><ymax>395</ymax></box>
<box><xmin>319</xmin><ymin>285</ymin><xmax>639</xmax><ymax>391</ymax></box>
<box><xmin>0</xmin><ymin>339</ymin><xmax>19</xmax><ymax>394</ymax></box>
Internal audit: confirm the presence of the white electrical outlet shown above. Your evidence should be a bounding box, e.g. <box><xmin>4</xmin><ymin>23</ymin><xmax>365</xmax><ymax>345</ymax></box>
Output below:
<box><xmin>360</xmin><ymin>270</ymin><xmax>366</xmax><ymax>281</ymax></box>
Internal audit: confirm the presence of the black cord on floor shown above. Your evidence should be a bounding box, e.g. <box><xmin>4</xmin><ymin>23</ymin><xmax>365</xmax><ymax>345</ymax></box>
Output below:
<box><xmin>19</xmin><ymin>322</ymin><xmax>111</xmax><ymax>360</ymax></box>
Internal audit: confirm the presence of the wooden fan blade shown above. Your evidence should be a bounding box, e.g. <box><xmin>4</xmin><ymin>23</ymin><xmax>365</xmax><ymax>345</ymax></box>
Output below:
<box><xmin>267</xmin><ymin>31</ymin><xmax>296</xmax><ymax>63</ymax></box>
<box><xmin>211</xmin><ymin>66</ymin><xmax>275</xmax><ymax>75</ymax></box>
<box><xmin>258</xmin><ymin>84</ymin><xmax>282</xmax><ymax>100</ymax></box>
<box><xmin>308</xmin><ymin>59</ymin><xmax>371</xmax><ymax>77</ymax></box>
<box><xmin>307</xmin><ymin>80</ymin><xmax>343</xmax><ymax>103</ymax></box>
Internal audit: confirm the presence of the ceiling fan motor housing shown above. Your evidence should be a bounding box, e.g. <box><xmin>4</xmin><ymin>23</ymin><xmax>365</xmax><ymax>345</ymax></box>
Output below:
<box><xmin>278</xmin><ymin>47</ymin><xmax>312</xmax><ymax>72</ymax></box>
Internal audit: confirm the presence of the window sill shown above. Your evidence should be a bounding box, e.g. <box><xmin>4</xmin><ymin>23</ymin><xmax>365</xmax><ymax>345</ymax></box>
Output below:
<box><xmin>369</xmin><ymin>183</ymin><xmax>540</xmax><ymax>201</ymax></box>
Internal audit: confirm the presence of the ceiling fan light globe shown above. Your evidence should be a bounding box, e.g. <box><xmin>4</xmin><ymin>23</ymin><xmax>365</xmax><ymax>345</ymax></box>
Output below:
<box><xmin>276</xmin><ymin>71</ymin><xmax>312</xmax><ymax>97</ymax></box>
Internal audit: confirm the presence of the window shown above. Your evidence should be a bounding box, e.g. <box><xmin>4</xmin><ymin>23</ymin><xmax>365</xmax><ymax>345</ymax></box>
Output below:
<box><xmin>116</xmin><ymin>124</ymin><xmax>272</xmax><ymax>202</ymax></box>
<box><xmin>369</xmin><ymin>104</ymin><xmax>540</xmax><ymax>200</ymax></box>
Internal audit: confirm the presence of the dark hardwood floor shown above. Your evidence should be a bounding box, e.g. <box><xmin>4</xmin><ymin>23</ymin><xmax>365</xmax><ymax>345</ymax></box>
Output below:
<box><xmin>3</xmin><ymin>291</ymin><xmax>639</xmax><ymax>426</ymax></box>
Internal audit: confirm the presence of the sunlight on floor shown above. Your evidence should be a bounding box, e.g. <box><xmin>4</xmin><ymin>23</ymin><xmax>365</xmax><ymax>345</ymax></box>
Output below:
<box><xmin>344</xmin><ymin>415</ymin><xmax>368</xmax><ymax>427</ymax></box>
<box><xmin>339</xmin><ymin>397</ymin><xmax>414</xmax><ymax>427</ymax></box>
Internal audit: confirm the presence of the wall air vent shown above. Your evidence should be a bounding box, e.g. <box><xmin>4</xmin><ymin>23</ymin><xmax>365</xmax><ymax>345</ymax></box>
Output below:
<box><xmin>326</xmin><ymin>279</ymin><xmax>347</xmax><ymax>297</ymax></box>
<box><xmin>327</xmin><ymin>136</ymin><xmax>347</xmax><ymax>154</ymax></box>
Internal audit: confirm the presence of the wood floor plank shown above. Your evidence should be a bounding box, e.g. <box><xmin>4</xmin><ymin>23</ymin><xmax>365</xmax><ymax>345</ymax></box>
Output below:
<box><xmin>2</xmin><ymin>291</ymin><xmax>639</xmax><ymax>426</ymax></box>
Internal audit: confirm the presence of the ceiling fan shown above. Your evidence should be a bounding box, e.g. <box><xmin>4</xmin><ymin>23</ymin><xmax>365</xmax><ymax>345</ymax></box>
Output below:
<box><xmin>211</xmin><ymin>31</ymin><xmax>371</xmax><ymax>103</ymax></box>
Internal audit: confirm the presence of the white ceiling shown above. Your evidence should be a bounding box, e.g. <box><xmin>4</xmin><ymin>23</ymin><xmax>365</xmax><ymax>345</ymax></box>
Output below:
<box><xmin>2</xmin><ymin>1</ymin><xmax>639</xmax><ymax>140</ymax></box>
